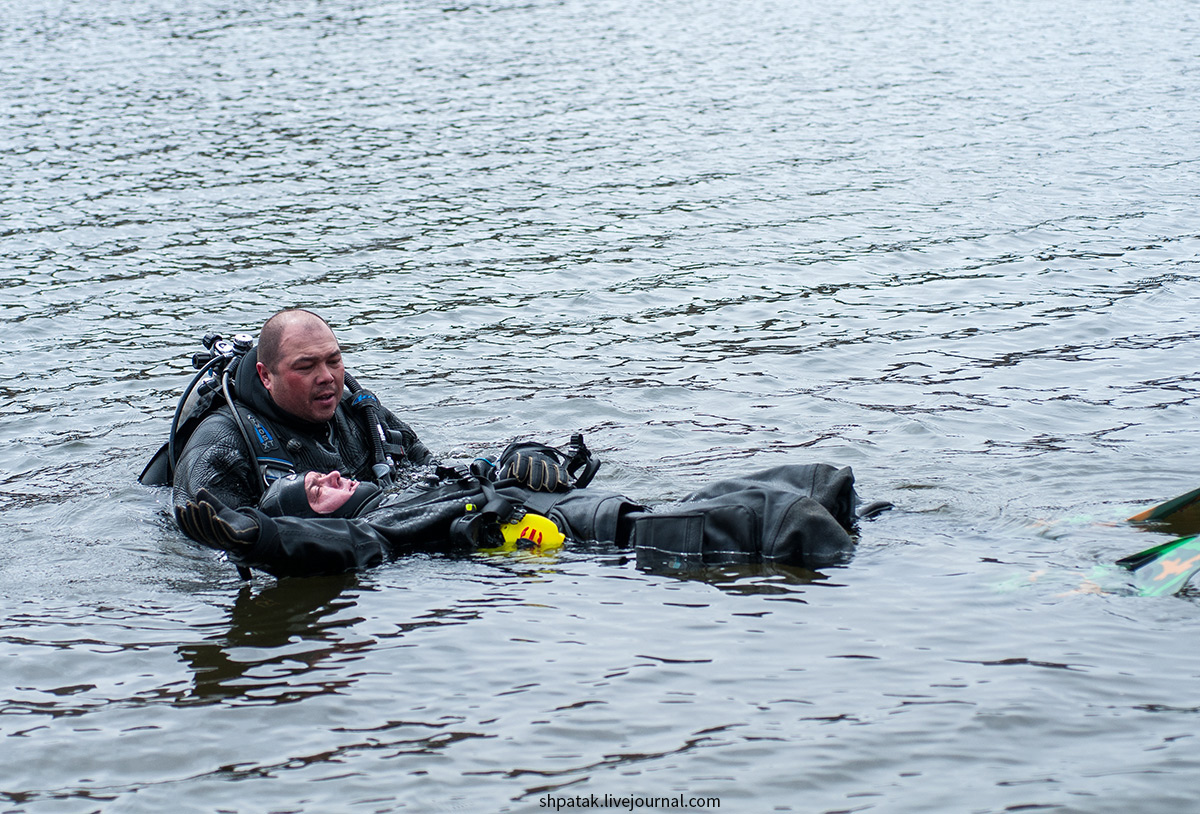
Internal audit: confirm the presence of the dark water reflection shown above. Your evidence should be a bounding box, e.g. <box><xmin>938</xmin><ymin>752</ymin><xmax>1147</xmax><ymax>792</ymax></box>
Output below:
<box><xmin>4</xmin><ymin>0</ymin><xmax>1200</xmax><ymax>811</ymax></box>
<box><xmin>178</xmin><ymin>575</ymin><xmax>366</xmax><ymax>705</ymax></box>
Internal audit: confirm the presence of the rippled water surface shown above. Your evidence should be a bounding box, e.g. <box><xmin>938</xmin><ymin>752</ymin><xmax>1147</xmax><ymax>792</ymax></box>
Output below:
<box><xmin>4</xmin><ymin>0</ymin><xmax>1200</xmax><ymax>811</ymax></box>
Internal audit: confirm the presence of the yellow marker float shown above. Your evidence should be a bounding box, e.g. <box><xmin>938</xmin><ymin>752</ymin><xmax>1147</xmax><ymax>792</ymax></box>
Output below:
<box><xmin>479</xmin><ymin>511</ymin><xmax>565</xmax><ymax>557</ymax></box>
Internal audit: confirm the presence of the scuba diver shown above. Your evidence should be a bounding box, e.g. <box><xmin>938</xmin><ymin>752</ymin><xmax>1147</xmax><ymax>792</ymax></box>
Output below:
<box><xmin>141</xmin><ymin>307</ymin><xmax>442</xmax><ymax>578</ymax></box>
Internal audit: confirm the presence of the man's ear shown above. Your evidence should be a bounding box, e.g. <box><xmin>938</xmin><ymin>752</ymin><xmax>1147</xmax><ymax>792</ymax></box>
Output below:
<box><xmin>256</xmin><ymin>361</ymin><xmax>273</xmax><ymax>393</ymax></box>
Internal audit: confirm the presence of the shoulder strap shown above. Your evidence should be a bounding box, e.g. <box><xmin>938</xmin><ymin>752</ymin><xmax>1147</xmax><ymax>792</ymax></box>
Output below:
<box><xmin>224</xmin><ymin>387</ymin><xmax>296</xmax><ymax>494</ymax></box>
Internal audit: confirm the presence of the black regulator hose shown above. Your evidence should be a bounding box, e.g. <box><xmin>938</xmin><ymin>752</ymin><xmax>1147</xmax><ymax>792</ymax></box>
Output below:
<box><xmin>344</xmin><ymin>372</ymin><xmax>394</xmax><ymax>487</ymax></box>
<box><xmin>166</xmin><ymin>354</ymin><xmax>226</xmax><ymax>481</ymax></box>
<box><xmin>219</xmin><ymin>364</ymin><xmax>266</xmax><ymax>494</ymax></box>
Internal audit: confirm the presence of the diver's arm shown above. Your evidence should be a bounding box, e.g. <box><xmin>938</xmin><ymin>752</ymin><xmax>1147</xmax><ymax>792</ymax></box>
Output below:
<box><xmin>238</xmin><ymin>513</ymin><xmax>390</xmax><ymax>578</ymax></box>
<box><xmin>177</xmin><ymin>489</ymin><xmax>391</xmax><ymax>578</ymax></box>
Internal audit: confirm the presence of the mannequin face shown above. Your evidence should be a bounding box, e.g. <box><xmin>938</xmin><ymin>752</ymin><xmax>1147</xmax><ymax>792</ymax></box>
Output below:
<box><xmin>305</xmin><ymin>470</ymin><xmax>358</xmax><ymax>515</ymax></box>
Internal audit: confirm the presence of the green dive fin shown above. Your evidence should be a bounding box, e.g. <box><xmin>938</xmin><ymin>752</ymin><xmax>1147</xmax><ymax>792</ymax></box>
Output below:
<box><xmin>1128</xmin><ymin>485</ymin><xmax>1200</xmax><ymax>525</ymax></box>
<box><xmin>1116</xmin><ymin>535</ymin><xmax>1200</xmax><ymax>597</ymax></box>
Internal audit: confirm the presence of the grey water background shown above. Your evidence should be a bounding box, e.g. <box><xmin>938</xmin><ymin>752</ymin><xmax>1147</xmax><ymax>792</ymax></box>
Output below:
<box><xmin>3</xmin><ymin>0</ymin><xmax>1200</xmax><ymax>811</ymax></box>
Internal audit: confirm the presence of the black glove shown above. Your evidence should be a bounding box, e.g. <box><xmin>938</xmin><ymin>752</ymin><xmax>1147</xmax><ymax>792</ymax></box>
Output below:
<box><xmin>175</xmin><ymin>488</ymin><xmax>261</xmax><ymax>550</ymax></box>
<box><xmin>498</xmin><ymin>443</ymin><xmax>570</xmax><ymax>492</ymax></box>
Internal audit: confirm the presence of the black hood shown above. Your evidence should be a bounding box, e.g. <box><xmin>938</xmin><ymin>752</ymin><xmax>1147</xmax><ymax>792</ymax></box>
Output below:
<box><xmin>259</xmin><ymin>472</ymin><xmax>383</xmax><ymax>519</ymax></box>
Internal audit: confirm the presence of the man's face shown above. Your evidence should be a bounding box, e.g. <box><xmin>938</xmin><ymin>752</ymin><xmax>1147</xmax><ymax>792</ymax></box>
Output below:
<box><xmin>305</xmin><ymin>470</ymin><xmax>358</xmax><ymax>515</ymax></box>
<box><xmin>257</xmin><ymin>319</ymin><xmax>344</xmax><ymax>423</ymax></box>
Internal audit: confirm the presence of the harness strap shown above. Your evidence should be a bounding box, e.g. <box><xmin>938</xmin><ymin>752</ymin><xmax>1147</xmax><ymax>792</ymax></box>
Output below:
<box><xmin>225</xmin><ymin>392</ymin><xmax>296</xmax><ymax>494</ymax></box>
<box><xmin>519</xmin><ymin>490</ymin><xmax>572</xmax><ymax>517</ymax></box>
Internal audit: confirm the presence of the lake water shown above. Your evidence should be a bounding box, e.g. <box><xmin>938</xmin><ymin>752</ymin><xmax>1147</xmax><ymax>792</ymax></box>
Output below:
<box><xmin>3</xmin><ymin>0</ymin><xmax>1200</xmax><ymax>811</ymax></box>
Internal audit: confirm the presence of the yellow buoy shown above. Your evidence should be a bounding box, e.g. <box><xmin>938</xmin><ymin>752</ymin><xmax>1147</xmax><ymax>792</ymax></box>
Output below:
<box><xmin>490</xmin><ymin>511</ymin><xmax>566</xmax><ymax>555</ymax></box>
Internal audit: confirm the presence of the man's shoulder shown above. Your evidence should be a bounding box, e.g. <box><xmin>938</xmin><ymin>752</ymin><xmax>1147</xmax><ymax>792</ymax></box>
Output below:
<box><xmin>176</xmin><ymin>405</ymin><xmax>248</xmax><ymax>464</ymax></box>
<box><xmin>187</xmin><ymin>403</ymin><xmax>238</xmax><ymax>439</ymax></box>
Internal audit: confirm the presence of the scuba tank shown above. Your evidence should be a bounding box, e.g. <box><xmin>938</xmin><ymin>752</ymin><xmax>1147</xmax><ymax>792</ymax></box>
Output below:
<box><xmin>140</xmin><ymin>332</ymin><xmax>255</xmax><ymax>487</ymax></box>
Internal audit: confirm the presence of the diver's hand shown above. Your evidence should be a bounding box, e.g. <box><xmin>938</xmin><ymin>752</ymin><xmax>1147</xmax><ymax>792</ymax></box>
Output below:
<box><xmin>175</xmin><ymin>488</ymin><xmax>260</xmax><ymax>549</ymax></box>
<box><xmin>498</xmin><ymin>447</ymin><xmax>570</xmax><ymax>492</ymax></box>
